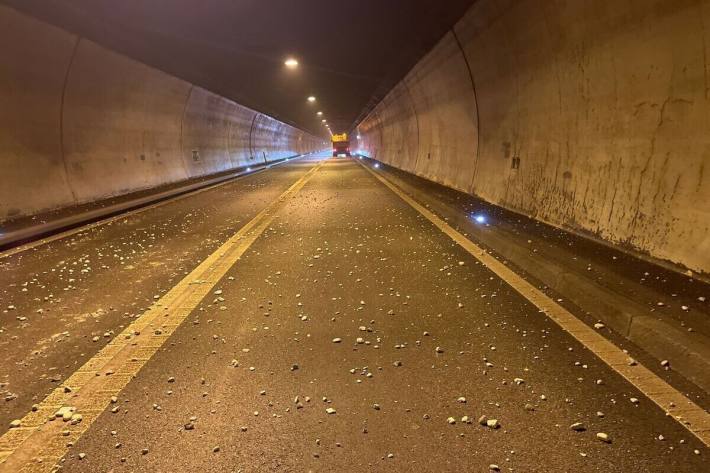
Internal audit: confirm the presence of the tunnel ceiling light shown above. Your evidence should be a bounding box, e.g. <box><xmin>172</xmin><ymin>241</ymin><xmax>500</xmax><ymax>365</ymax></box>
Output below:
<box><xmin>307</xmin><ymin>96</ymin><xmax>316</xmax><ymax>103</ymax></box>
<box><xmin>317</xmin><ymin>111</ymin><xmax>323</xmax><ymax>116</ymax></box>
<box><xmin>284</xmin><ymin>57</ymin><xmax>299</xmax><ymax>68</ymax></box>
<box><xmin>322</xmin><ymin>119</ymin><xmax>327</xmax><ymax>123</ymax></box>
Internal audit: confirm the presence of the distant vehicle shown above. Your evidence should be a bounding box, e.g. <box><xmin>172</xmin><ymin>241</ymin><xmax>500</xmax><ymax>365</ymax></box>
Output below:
<box><xmin>332</xmin><ymin>133</ymin><xmax>350</xmax><ymax>157</ymax></box>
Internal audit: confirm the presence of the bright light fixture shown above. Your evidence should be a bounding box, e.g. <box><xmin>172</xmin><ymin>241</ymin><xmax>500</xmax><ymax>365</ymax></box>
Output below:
<box><xmin>322</xmin><ymin>119</ymin><xmax>327</xmax><ymax>123</ymax></box>
<box><xmin>317</xmin><ymin>111</ymin><xmax>323</xmax><ymax>116</ymax></box>
<box><xmin>284</xmin><ymin>58</ymin><xmax>299</xmax><ymax>68</ymax></box>
<box><xmin>307</xmin><ymin>96</ymin><xmax>316</xmax><ymax>103</ymax></box>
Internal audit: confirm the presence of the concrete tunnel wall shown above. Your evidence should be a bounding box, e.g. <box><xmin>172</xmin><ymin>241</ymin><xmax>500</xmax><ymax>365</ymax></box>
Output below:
<box><xmin>357</xmin><ymin>0</ymin><xmax>710</xmax><ymax>276</ymax></box>
<box><xmin>0</xmin><ymin>6</ymin><xmax>324</xmax><ymax>222</ymax></box>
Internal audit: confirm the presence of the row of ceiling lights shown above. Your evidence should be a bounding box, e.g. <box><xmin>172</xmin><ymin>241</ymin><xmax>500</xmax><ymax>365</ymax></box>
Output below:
<box><xmin>284</xmin><ymin>57</ymin><xmax>332</xmax><ymax>135</ymax></box>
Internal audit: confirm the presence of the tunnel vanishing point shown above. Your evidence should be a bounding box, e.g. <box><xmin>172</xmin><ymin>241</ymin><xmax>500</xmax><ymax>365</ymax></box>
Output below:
<box><xmin>0</xmin><ymin>1</ymin><xmax>709</xmax><ymax>472</ymax></box>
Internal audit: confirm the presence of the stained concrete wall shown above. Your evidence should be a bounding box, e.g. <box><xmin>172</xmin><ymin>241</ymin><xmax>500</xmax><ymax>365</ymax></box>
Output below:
<box><xmin>0</xmin><ymin>6</ymin><xmax>322</xmax><ymax>222</ymax></box>
<box><xmin>357</xmin><ymin>0</ymin><xmax>710</xmax><ymax>276</ymax></box>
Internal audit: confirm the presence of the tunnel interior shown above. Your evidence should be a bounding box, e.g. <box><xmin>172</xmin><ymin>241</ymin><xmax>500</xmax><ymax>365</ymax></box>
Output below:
<box><xmin>0</xmin><ymin>1</ymin><xmax>709</xmax><ymax>471</ymax></box>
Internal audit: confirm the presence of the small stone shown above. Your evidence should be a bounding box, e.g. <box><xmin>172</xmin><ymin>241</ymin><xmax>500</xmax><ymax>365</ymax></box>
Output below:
<box><xmin>325</xmin><ymin>407</ymin><xmax>336</xmax><ymax>415</ymax></box>
<box><xmin>596</xmin><ymin>432</ymin><xmax>611</xmax><ymax>443</ymax></box>
<box><xmin>9</xmin><ymin>420</ymin><xmax>21</xmax><ymax>428</ymax></box>
<box><xmin>478</xmin><ymin>415</ymin><xmax>488</xmax><ymax>426</ymax></box>
<box><xmin>78</xmin><ymin>453</ymin><xmax>86</xmax><ymax>460</ymax></box>
<box><xmin>570</xmin><ymin>422</ymin><xmax>586</xmax><ymax>432</ymax></box>
<box><xmin>447</xmin><ymin>417</ymin><xmax>456</xmax><ymax>425</ymax></box>
<box><xmin>489</xmin><ymin>465</ymin><xmax>500</xmax><ymax>472</ymax></box>
<box><xmin>435</xmin><ymin>346</ymin><xmax>444</xmax><ymax>353</ymax></box>
<box><xmin>486</xmin><ymin>419</ymin><xmax>500</xmax><ymax>429</ymax></box>
<box><xmin>332</xmin><ymin>338</ymin><xmax>342</xmax><ymax>343</ymax></box>
<box><xmin>212</xmin><ymin>446</ymin><xmax>220</xmax><ymax>453</ymax></box>
<box><xmin>594</xmin><ymin>323</ymin><xmax>605</xmax><ymax>329</ymax></box>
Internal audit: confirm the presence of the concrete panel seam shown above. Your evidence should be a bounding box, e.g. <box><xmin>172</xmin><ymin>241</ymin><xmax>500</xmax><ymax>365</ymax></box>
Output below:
<box><xmin>403</xmin><ymin>80</ymin><xmax>422</xmax><ymax>172</ymax></box>
<box><xmin>248</xmin><ymin>113</ymin><xmax>259</xmax><ymax>160</ymax></box>
<box><xmin>58</xmin><ymin>36</ymin><xmax>81</xmax><ymax>203</ymax></box>
<box><xmin>451</xmin><ymin>28</ymin><xmax>481</xmax><ymax>194</ymax></box>
<box><xmin>178</xmin><ymin>85</ymin><xmax>195</xmax><ymax>177</ymax></box>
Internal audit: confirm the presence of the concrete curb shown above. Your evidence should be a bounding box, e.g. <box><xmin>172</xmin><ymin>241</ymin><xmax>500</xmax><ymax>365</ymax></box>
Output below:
<box><xmin>0</xmin><ymin>153</ymin><xmax>317</xmax><ymax>253</ymax></box>
<box><xmin>369</xmin><ymin>159</ymin><xmax>710</xmax><ymax>395</ymax></box>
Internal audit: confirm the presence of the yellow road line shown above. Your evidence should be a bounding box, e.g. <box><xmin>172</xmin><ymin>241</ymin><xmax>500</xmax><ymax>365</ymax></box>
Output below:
<box><xmin>0</xmin><ymin>157</ymin><xmax>303</xmax><ymax>260</ymax></box>
<box><xmin>0</xmin><ymin>161</ymin><xmax>324</xmax><ymax>472</ymax></box>
<box><xmin>358</xmin><ymin>160</ymin><xmax>710</xmax><ymax>447</ymax></box>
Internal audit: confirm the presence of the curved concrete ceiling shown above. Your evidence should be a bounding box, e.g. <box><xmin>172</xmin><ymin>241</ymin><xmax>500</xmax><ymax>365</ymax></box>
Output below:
<box><xmin>5</xmin><ymin>0</ymin><xmax>476</xmax><ymax>137</ymax></box>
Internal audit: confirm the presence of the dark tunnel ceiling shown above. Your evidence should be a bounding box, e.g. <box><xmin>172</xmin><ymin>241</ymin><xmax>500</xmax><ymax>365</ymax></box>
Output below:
<box><xmin>6</xmin><ymin>0</ymin><xmax>476</xmax><ymax>137</ymax></box>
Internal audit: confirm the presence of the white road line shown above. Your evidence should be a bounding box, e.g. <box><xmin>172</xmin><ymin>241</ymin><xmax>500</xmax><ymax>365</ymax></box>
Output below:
<box><xmin>359</xmin><ymin>159</ymin><xmax>710</xmax><ymax>447</ymax></box>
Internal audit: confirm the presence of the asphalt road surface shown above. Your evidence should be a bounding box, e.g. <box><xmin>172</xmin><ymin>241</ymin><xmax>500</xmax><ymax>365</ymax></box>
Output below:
<box><xmin>0</xmin><ymin>154</ymin><xmax>707</xmax><ymax>472</ymax></box>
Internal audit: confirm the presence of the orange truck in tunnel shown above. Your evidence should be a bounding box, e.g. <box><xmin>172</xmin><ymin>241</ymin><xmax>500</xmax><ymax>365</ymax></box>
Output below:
<box><xmin>332</xmin><ymin>133</ymin><xmax>350</xmax><ymax>157</ymax></box>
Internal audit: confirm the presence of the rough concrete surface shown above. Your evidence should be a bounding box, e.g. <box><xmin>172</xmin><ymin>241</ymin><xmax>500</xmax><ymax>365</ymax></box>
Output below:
<box><xmin>0</xmin><ymin>6</ymin><xmax>323</xmax><ymax>222</ymax></box>
<box><xmin>367</xmin><ymin>159</ymin><xmax>710</xmax><ymax>399</ymax></box>
<box><xmin>356</xmin><ymin>0</ymin><xmax>710</xmax><ymax>276</ymax></box>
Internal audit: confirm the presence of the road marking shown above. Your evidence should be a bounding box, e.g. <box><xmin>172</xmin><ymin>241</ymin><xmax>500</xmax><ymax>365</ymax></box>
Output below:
<box><xmin>358</xmin><ymin>160</ymin><xmax>710</xmax><ymax>447</ymax></box>
<box><xmin>0</xmin><ymin>156</ymin><xmax>306</xmax><ymax>260</ymax></box>
<box><xmin>0</xmin><ymin>161</ymin><xmax>324</xmax><ymax>472</ymax></box>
